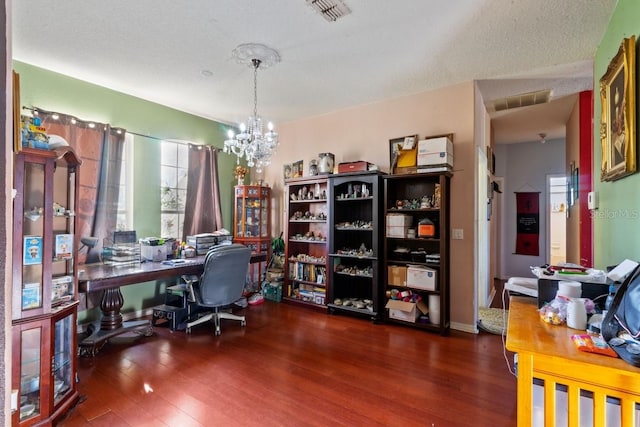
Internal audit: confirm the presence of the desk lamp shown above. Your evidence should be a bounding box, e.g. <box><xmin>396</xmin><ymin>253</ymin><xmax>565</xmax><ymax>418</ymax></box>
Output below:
<box><xmin>79</xmin><ymin>236</ymin><xmax>99</xmax><ymax>264</ymax></box>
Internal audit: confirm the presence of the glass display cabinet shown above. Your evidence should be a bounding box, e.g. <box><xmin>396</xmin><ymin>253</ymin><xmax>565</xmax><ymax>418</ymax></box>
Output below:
<box><xmin>234</xmin><ymin>185</ymin><xmax>271</xmax><ymax>286</ymax></box>
<box><xmin>12</xmin><ymin>147</ymin><xmax>80</xmax><ymax>425</ymax></box>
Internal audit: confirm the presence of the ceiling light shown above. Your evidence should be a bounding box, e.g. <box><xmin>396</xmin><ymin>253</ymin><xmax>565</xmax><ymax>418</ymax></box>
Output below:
<box><xmin>224</xmin><ymin>43</ymin><xmax>280</xmax><ymax>173</ymax></box>
<box><xmin>306</xmin><ymin>0</ymin><xmax>351</xmax><ymax>22</ymax></box>
<box><xmin>539</xmin><ymin>133</ymin><xmax>547</xmax><ymax>144</ymax></box>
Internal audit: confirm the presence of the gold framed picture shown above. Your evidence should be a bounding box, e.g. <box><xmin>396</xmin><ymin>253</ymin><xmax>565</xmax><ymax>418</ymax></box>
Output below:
<box><xmin>600</xmin><ymin>36</ymin><xmax>636</xmax><ymax>181</ymax></box>
<box><xmin>13</xmin><ymin>71</ymin><xmax>21</xmax><ymax>152</ymax></box>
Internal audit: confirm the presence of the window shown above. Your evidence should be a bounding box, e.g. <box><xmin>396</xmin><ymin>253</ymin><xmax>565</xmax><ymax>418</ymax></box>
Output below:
<box><xmin>160</xmin><ymin>141</ymin><xmax>189</xmax><ymax>238</ymax></box>
<box><xmin>116</xmin><ymin>133</ymin><xmax>134</xmax><ymax>231</ymax></box>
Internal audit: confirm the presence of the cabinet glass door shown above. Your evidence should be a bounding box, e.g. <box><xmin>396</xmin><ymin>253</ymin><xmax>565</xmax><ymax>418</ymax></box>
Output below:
<box><xmin>53</xmin><ymin>312</ymin><xmax>74</xmax><ymax>405</ymax></box>
<box><xmin>19</xmin><ymin>327</ymin><xmax>43</xmax><ymax>422</ymax></box>
<box><xmin>260</xmin><ymin>188</ymin><xmax>268</xmax><ymax>237</ymax></box>
<box><xmin>246</xmin><ymin>188</ymin><xmax>261</xmax><ymax>238</ymax></box>
<box><xmin>238</xmin><ymin>187</ymin><xmax>263</xmax><ymax>238</ymax></box>
<box><xmin>52</xmin><ymin>159</ymin><xmax>77</xmax><ymax>307</ymax></box>
<box><xmin>22</xmin><ymin>162</ymin><xmax>46</xmax><ymax>313</ymax></box>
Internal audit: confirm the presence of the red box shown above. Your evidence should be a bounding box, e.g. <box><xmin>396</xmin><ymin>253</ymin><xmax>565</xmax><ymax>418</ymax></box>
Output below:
<box><xmin>338</xmin><ymin>161</ymin><xmax>372</xmax><ymax>173</ymax></box>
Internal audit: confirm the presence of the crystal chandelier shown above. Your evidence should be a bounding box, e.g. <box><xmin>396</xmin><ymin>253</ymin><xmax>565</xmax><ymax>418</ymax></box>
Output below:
<box><xmin>224</xmin><ymin>44</ymin><xmax>280</xmax><ymax>173</ymax></box>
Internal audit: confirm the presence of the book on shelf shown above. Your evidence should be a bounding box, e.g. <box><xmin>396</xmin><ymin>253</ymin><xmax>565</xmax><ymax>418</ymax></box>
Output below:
<box><xmin>23</xmin><ymin>236</ymin><xmax>43</xmax><ymax>265</ymax></box>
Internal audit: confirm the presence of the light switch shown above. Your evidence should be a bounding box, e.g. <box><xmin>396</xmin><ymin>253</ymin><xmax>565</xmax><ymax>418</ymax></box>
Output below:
<box><xmin>587</xmin><ymin>191</ymin><xmax>598</xmax><ymax>210</ymax></box>
<box><xmin>452</xmin><ymin>228</ymin><xmax>464</xmax><ymax>240</ymax></box>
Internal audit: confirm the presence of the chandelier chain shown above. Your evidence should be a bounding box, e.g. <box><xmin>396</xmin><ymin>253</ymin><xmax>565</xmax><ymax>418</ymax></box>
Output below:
<box><xmin>253</xmin><ymin>62</ymin><xmax>259</xmax><ymax>119</ymax></box>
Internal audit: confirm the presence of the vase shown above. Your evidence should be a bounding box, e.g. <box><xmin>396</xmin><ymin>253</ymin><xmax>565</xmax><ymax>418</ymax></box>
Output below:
<box><xmin>318</xmin><ymin>153</ymin><xmax>335</xmax><ymax>174</ymax></box>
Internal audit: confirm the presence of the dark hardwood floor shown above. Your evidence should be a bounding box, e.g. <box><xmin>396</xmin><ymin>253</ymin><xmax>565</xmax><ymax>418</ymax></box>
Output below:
<box><xmin>60</xmin><ymin>301</ymin><xmax>517</xmax><ymax>427</ymax></box>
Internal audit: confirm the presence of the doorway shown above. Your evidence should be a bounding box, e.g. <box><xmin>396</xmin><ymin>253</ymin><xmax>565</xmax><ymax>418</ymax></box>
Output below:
<box><xmin>548</xmin><ymin>175</ymin><xmax>567</xmax><ymax>265</ymax></box>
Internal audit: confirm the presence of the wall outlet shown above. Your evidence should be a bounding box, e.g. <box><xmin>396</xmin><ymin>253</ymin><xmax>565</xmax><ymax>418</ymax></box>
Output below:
<box><xmin>452</xmin><ymin>228</ymin><xmax>464</xmax><ymax>240</ymax></box>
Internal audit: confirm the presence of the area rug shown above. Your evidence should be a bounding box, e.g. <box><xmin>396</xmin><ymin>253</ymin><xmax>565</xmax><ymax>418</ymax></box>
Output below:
<box><xmin>478</xmin><ymin>307</ymin><xmax>508</xmax><ymax>335</ymax></box>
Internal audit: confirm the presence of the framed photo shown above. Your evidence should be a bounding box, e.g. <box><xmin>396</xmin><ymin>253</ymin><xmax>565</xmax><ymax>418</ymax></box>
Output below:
<box><xmin>23</xmin><ymin>236</ymin><xmax>43</xmax><ymax>265</ymax></box>
<box><xmin>22</xmin><ymin>283</ymin><xmax>41</xmax><ymax>310</ymax></box>
<box><xmin>55</xmin><ymin>234</ymin><xmax>74</xmax><ymax>259</ymax></box>
<box><xmin>600</xmin><ymin>35</ymin><xmax>636</xmax><ymax>181</ymax></box>
<box><xmin>292</xmin><ymin>160</ymin><xmax>303</xmax><ymax>178</ymax></box>
<box><xmin>283</xmin><ymin>163</ymin><xmax>292</xmax><ymax>180</ymax></box>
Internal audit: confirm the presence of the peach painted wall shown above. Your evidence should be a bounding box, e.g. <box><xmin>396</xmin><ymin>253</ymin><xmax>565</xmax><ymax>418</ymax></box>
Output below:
<box><xmin>261</xmin><ymin>81</ymin><xmax>477</xmax><ymax>330</ymax></box>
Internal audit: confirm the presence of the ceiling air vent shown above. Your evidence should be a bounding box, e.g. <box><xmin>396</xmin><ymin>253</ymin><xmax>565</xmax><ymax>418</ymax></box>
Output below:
<box><xmin>306</xmin><ymin>0</ymin><xmax>351</xmax><ymax>22</ymax></box>
<box><xmin>489</xmin><ymin>89</ymin><xmax>552</xmax><ymax>112</ymax></box>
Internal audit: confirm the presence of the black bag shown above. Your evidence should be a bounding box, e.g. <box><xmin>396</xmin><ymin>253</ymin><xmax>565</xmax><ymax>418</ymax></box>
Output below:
<box><xmin>602</xmin><ymin>264</ymin><xmax>640</xmax><ymax>367</ymax></box>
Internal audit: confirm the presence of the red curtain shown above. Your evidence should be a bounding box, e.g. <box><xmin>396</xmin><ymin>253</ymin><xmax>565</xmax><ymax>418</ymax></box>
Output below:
<box><xmin>515</xmin><ymin>192</ymin><xmax>539</xmax><ymax>256</ymax></box>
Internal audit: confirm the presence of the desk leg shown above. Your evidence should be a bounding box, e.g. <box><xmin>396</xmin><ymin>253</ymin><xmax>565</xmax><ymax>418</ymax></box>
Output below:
<box><xmin>78</xmin><ymin>287</ymin><xmax>153</xmax><ymax>357</ymax></box>
<box><xmin>100</xmin><ymin>288</ymin><xmax>124</xmax><ymax>330</ymax></box>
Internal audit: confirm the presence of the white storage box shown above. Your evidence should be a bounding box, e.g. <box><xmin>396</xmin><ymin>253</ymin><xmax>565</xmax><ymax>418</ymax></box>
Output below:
<box><xmin>387</xmin><ymin>214</ymin><xmax>412</xmax><ymax>226</ymax></box>
<box><xmin>386</xmin><ymin>225</ymin><xmax>410</xmax><ymax>238</ymax></box>
<box><xmin>141</xmin><ymin>244</ymin><xmax>168</xmax><ymax>262</ymax></box>
<box><xmin>406</xmin><ymin>265</ymin><xmax>437</xmax><ymax>291</ymax></box>
<box><xmin>417</xmin><ymin>137</ymin><xmax>453</xmax><ymax>168</ymax></box>
<box><xmin>386</xmin><ymin>214</ymin><xmax>412</xmax><ymax>238</ymax></box>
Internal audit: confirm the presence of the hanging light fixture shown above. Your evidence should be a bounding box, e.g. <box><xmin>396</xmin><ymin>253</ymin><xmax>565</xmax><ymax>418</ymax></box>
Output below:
<box><xmin>538</xmin><ymin>133</ymin><xmax>547</xmax><ymax>144</ymax></box>
<box><xmin>224</xmin><ymin>43</ymin><xmax>281</xmax><ymax>173</ymax></box>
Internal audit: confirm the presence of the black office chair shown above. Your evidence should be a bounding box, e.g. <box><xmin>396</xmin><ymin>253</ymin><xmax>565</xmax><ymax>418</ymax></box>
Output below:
<box><xmin>185</xmin><ymin>244</ymin><xmax>251</xmax><ymax>335</ymax></box>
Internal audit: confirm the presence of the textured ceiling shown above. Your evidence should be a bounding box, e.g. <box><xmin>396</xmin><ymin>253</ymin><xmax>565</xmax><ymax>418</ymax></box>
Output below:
<box><xmin>12</xmin><ymin>1</ymin><xmax>616</xmax><ymax>143</ymax></box>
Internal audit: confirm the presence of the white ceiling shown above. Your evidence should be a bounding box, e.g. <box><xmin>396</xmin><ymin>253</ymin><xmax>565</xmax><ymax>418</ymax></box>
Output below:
<box><xmin>11</xmin><ymin>1</ymin><xmax>617</xmax><ymax>144</ymax></box>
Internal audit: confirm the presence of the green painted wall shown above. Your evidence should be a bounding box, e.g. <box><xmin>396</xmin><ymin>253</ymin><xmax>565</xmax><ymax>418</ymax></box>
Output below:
<box><xmin>13</xmin><ymin>61</ymin><xmax>241</xmax><ymax>322</ymax></box>
<box><xmin>593</xmin><ymin>0</ymin><xmax>640</xmax><ymax>269</ymax></box>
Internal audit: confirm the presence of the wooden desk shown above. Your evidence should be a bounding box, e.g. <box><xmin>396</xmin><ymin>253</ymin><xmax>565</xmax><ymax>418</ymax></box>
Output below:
<box><xmin>78</xmin><ymin>252</ymin><xmax>266</xmax><ymax>356</ymax></box>
<box><xmin>506</xmin><ymin>297</ymin><xmax>640</xmax><ymax>426</ymax></box>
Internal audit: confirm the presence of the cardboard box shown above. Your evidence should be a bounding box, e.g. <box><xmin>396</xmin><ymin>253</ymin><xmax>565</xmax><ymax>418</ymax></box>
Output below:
<box><xmin>338</xmin><ymin>161</ymin><xmax>372</xmax><ymax>173</ymax></box>
<box><xmin>388</xmin><ymin>265</ymin><xmax>407</xmax><ymax>286</ymax></box>
<box><xmin>385</xmin><ymin>299</ymin><xmax>429</xmax><ymax>323</ymax></box>
<box><xmin>417</xmin><ymin>137</ymin><xmax>453</xmax><ymax>168</ymax></box>
<box><xmin>406</xmin><ymin>265</ymin><xmax>437</xmax><ymax>291</ymax></box>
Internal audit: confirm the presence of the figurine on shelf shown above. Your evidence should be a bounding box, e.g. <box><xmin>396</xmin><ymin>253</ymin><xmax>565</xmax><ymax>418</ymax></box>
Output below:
<box><xmin>234</xmin><ymin>165</ymin><xmax>248</xmax><ymax>185</ymax></box>
<box><xmin>420</xmin><ymin>195</ymin><xmax>431</xmax><ymax>209</ymax></box>
<box><xmin>434</xmin><ymin>183</ymin><xmax>441</xmax><ymax>208</ymax></box>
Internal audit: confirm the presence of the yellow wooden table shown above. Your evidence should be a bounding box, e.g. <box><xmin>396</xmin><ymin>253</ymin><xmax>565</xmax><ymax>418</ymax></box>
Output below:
<box><xmin>506</xmin><ymin>297</ymin><xmax>640</xmax><ymax>426</ymax></box>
